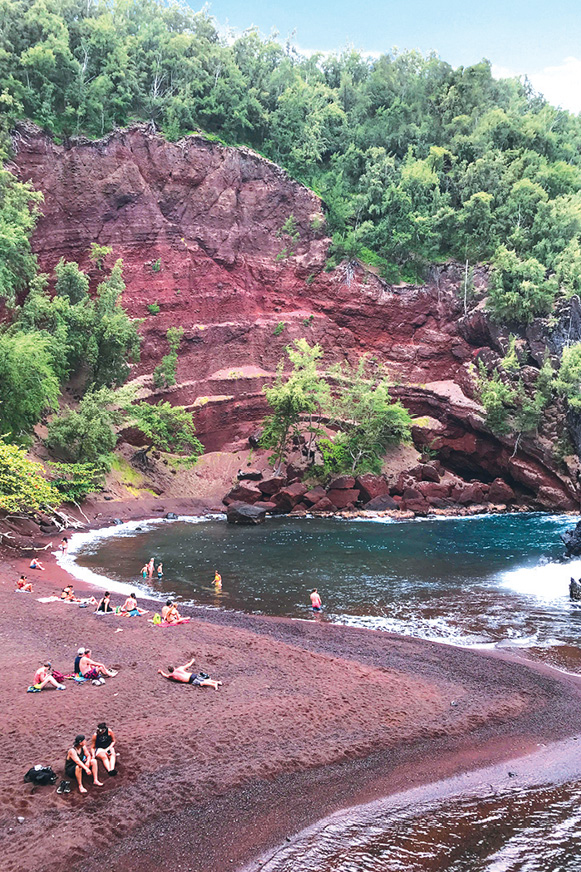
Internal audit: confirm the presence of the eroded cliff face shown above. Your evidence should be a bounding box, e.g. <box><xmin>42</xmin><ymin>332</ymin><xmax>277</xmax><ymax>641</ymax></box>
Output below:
<box><xmin>11</xmin><ymin>124</ymin><xmax>580</xmax><ymax>510</ymax></box>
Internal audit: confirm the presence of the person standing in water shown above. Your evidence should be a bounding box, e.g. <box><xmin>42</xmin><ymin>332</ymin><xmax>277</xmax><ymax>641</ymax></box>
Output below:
<box><xmin>157</xmin><ymin>562</ymin><xmax>163</xmax><ymax>579</ymax></box>
<box><xmin>310</xmin><ymin>588</ymin><xmax>322</xmax><ymax>612</ymax></box>
<box><xmin>213</xmin><ymin>570</ymin><xmax>222</xmax><ymax>589</ymax></box>
<box><xmin>147</xmin><ymin>557</ymin><xmax>155</xmax><ymax>579</ymax></box>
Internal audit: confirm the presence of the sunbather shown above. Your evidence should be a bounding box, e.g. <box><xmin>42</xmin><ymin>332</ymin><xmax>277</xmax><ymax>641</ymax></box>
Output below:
<box><xmin>90</xmin><ymin>722</ymin><xmax>117</xmax><ymax>776</ymax></box>
<box><xmin>79</xmin><ymin>649</ymin><xmax>118</xmax><ymax>681</ymax></box>
<box><xmin>96</xmin><ymin>592</ymin><xmax>114</xmax><ymax>613</ymax></box>
<box><xmin>32</xmin><ymin>662</ymin><xmax>65</xmax><ymax>691</ymax></box>
<box><xmin>161</xmin><ymin>599</ymin><xmax>189</xmax><ymax>624</ymax></box>
<box><xmin>120</xmin><ymin>592</ymin><xmax>148</xmax><ymax>616</ymax></box>
<box><xmin>17</xmin><ymin>575</ymin><xmax>33</xmax><ymax>592</ymax></box>
<box><xmin>29</xmin><ymin>558</ymin><xmax>45</xmax><ymax>570</ymax></box>
<box><xmin>65</xmin><ymin>735</ymin><xmax>103</xmax><ymax>794</ymax></box>
<box><xmin>158</xmin><ymin>656</ymin><xmax>221</xmax><ymax>689</ymax></box>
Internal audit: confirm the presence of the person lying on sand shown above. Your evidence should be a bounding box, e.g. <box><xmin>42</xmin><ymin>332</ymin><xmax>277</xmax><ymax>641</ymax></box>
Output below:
<box><xmin>30</xmin><ymin>558</ymin><xmax>45</xmax><ymax>570</ymax></box>
<box><xmin>96</xmin><ymin>592</ymin><xmax>114</xmax><ymax>613</ymax></box>
<box><xmin>61</xmin><ymin>585</ymin><xmax>97</xmax><ymax>606</ymax></box>
<box><xmin>65</xmin><ymin>735</ymin><xmax>103</xmax><ymax>794</ymax></box>
<box><xmin>90</xmin><ymin>722</ymin><xmax>117</xmax><ymax>776</ymax></box>
<box><xmin>79</xmin><ymin>649</ymin><xmax>118</xmax><ymax>681</ymax></box>
<box><xmin>31</xmin><ymin>661</ymin><xmax>65</xmax><ymax>691</ymax></box>
<box><xmin>158</xmin><ymin>656</ymin><xmax>222</xmax><ymax>689</ymax></box>
<box><xmin>161</xmin><ymin>599</ymin><xmax>189</xmax><ymax>624</ymax></box>
<box><xmin>120</xmin><ymin>592</ymin><xmax>148</xmax><ymax>616</ymax></box>
<box><xmin>17</xmin><ymin>575</ymin><xmax>33</xmax><ymax>592</ymax></box>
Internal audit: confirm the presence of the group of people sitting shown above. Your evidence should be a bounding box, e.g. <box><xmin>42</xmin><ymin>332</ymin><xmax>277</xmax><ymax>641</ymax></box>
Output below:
<box><xmin>95</xmin><ymin>590</ymin><xmax>148</xmax><ymax>616</ymax></box>
<box><xmin>64</xmin><ymin>723</ymin><xmax>117</xmax><ymax>794</ymax></box>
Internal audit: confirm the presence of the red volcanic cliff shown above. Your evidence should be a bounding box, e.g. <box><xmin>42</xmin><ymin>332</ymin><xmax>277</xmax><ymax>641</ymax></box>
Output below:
<box><xmin>11</xmin><ymin>124</ymin><xmax>580</xmax><ymax>509</ymax></box>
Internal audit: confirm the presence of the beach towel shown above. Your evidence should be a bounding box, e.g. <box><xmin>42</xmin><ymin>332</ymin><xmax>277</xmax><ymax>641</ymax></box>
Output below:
<box><xmin>147</xmin><ymin>617</ymin><xmax>190</xmax><ymax>626</ymax></box>
<box><xmin>37</xmin><ymin>596</ymin><xmax>61</xmax><ymax>603</ymax></box>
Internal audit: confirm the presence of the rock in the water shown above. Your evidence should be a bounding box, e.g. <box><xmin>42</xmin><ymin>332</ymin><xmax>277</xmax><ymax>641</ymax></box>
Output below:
<box><xmin>226</xmin><ymin>502</ymin><xmax>266</xmax><ymax>525</ymax></box>
<box><xmin>570</xmin><ymin>577</ymin><xmax>581</xmax><ymax>601</ymax></box>
<box><xmin>166</xmin><ymin>512</ymin><xmax>178</xmax><ymax>519</ymax></box>
<box><xmin>561</xmin><ymin>520</ymin><xmax>581</xmax><ymax>556</ymax></box>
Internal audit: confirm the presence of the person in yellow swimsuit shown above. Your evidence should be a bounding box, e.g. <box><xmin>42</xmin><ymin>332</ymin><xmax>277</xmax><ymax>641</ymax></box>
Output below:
<box><xmin>213</xmin><ymin>570</ymin><xmax>222</xmax><ymax>589</ymax></box>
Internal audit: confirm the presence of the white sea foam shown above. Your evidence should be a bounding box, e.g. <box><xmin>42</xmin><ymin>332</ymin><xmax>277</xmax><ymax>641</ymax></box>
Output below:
<box><xmin>499</xmin><ymin>558</ymin><xmax>581</xmax><ymax>602</ymax></box>
<box><xmin>56</xmin><ymin>514</ymin><xmax>224</xmax><ymax>597</ymax></box>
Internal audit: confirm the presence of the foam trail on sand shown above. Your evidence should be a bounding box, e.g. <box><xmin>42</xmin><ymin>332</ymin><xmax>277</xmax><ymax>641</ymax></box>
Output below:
<box><xmin>56</xmin><ymin>515</ymin><xmax>223</xmax><ymax>597</ymax></box>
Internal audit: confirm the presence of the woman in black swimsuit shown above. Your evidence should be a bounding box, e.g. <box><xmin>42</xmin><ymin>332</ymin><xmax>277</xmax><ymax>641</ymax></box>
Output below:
<box><xmin>65</xmin><ymin>735</ymin><xmax>103</xmax><ymax>794</ymax></box>
<box><xmin>96</xmin><ymin>592</ymin><xmax>114</xmax><ymax>613</ymax></box>
<box><xmin>90</xmin><ymin>722</ymin><xmax>117</xmax><ymax>775</ymax></box>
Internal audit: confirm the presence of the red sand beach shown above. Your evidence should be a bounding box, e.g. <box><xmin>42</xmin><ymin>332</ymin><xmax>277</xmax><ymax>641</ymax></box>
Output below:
<box><xmin>2</xmin><ymin>503</ymin><xmax>581</xmax><ymax>872</ymax></box>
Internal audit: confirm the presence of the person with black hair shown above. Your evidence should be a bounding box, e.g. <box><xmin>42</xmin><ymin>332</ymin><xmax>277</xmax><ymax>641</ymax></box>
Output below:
<box><xmin>65</xmin><ymin>735</ymin><xmax>103</xmax><ymax>794</ymax></box>
<box><xmin>90</xmin><ymin>722</ymin><xmax>117</xmax><ymax>775</ymax></box>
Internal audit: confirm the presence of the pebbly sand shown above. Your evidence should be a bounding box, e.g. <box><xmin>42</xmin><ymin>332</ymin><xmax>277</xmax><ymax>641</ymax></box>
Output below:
<box><xmin>2</xmin><ymin>501</ymin><xmax>581</xmax><ymax>872</ymax></box>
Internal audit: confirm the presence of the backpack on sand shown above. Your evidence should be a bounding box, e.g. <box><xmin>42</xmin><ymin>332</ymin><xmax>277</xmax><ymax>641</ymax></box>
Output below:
<box><xmin>24</xmin><ymin>765</ymin><xmax>57</xmax><ymax>786</ymax></box>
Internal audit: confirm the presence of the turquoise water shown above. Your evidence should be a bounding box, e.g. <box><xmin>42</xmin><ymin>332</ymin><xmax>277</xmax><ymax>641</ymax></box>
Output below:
<box><xmin>73</xmin><ymin>513</ymin><xmax>581</xmax><ymax>650</ymax></box>
<box><xmin>71</xmin><ymin>512</ymin><xmax>581</xmax><ymax>872</ymax></box>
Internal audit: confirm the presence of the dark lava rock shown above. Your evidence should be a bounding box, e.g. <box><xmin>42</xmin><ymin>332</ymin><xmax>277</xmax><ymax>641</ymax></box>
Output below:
<box><xmin>355</xmin><ymin>474</ymin><xmax>390</xmax><ymax>503</ymax></box>
<box><xmin>226</xmin><ymin>501</ymin><xmax>267</xmax><ymax>525</ymax></box>
<box><xmin>258</xmin><ymin>475</ymin><xmax>287</xmax><ymax>496</ymax></box>
<box><xmin>570</xmin><ymin>577</ymin><xmax>581</xmax><ymax>601</ymax></box>
<box><xmin>363</xmin><ymin>494</ymin><xmax>398</xmax><ymax>511</ymax></box>
<box><xmin>166</xmin><ymin>512</ymin><xmax>178</xmax><ymax>519</ymax></box>
<box><xmin>562</xmin><ymin>520</ymin><xmax>581</xmax><ymax>556</ymax></box>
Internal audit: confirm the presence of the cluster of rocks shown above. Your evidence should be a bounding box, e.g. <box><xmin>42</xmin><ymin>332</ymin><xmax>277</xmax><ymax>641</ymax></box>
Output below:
<box><xmin>224</xmin><ymin>462</ymin><xmax>518</xmax><ymax>525</ymax></box>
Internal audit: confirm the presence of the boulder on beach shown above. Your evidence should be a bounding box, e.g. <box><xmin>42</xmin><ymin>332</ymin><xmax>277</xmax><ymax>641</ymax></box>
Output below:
<box><xmin>226</xmin><ymin>501</ymin><xmax>267</xmax><ymax>525</ymax></box>
<box><xmin>570</xmin><ymin>577</ymin><xmax>581</xmax><ymax>601</ymax></box>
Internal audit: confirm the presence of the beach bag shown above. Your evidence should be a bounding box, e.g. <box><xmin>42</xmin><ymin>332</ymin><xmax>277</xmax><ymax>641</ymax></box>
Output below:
<box><xmin>52</xmin><ymin>669</ymin><xmax>65</xmax><ymax>683</ymax></box>
<box><xmin>24</xmin><ymin>765</ymin><xmax>57</xmax><ymax>786</ymax></box>
<box><xmin>152</xmin><ymin>613</ymin><xmax>161</xmax><ymax>624</ymax></box>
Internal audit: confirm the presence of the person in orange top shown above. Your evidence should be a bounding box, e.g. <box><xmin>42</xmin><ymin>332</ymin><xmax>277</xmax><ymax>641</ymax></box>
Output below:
<box><xmin>16</xmin><ymin>575</ymin><xmax>33</xmax><ymax>592</ymax></box>
<box><xmin>310</xmin><ymin>588</ymin><xmax>322</xmax><ymax>611</ymax></box>
<box><xmin>33</xmin><ymin>662</ymin><xmax>65</xmax><ymax>691</ymax></box>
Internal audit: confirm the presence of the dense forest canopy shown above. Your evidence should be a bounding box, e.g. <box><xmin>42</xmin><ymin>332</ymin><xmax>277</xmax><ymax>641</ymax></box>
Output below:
<box><xmin>2</xmin><ymin>0</ymin><xmax>581</xmax><ymax>297</ymax></box>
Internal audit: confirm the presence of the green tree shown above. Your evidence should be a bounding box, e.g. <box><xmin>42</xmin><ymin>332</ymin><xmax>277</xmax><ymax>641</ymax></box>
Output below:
<box><xmin>153</xmin><ymin>326</ymin><xmax>183</xmax><ymax>388</ymax></box>
<box><xmin>261</xmin><ymin>339</ymin><xmax>329</xmax><ymax>469</ymax></box>
<box><xmin>46</xmin><ymin>387</ymin><xmax>123</xmax><ymax>468</ymax></box>
<box><xmin>487</xmin><ymin>247</ymin><xmax>557</xmax><ymax>325</ymax></box>
<box><xmin>129</xmin><ymin>401</ymin><xmax>203</xmax><ymax>465</ymax></box>
<box><xmin>0</xmin><ymin>161</ymin><xmax>42</xmax><ymax>305</ymax></box>
<box><xmin>0</xmin><ymin>438</ymin><xmax>60</xmax><ymax>514</ymax></box>
<box><xmin>475</xmin><ymin>361</ymin><xmax>517</xmax><ymax>435</ymax></box>
<box><xmin>92</xmin><ymin>260</ymin><xmax>141</xmax><ymax>387</ymax></box>
<box><xmin>0</xmin><ymin>331</ymin><xmax>59</xmax><ymax>440</ymax></box>
<box><xmin>54</xmin><ymin>258</ymin><xmax>89</xmax><ymax>304</ymax></box>
<box><xmin>555</xmin><ymin>344</ymin><xmax>581</xmax><ymax>411</ymax></box>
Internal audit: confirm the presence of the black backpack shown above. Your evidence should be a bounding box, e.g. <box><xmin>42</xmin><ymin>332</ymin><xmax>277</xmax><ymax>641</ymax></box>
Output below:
<box><xmin>24</xmin><ymin>765</ymin><xmax>57</xmax><ymax>786</ymax></box>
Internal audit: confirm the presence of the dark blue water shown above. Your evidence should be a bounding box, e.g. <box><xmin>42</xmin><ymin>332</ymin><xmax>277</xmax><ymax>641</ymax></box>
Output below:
<box><xmin>72</xmin><ymin>513</ymin><xmax>581</xmax><ymax>651</ymax></box>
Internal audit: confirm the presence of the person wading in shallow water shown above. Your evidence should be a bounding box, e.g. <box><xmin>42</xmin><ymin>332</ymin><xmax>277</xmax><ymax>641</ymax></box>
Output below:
<box><xmin>310</xmin><ymin>588</ymin><xmax>322</xmax><ymax>611</ymax></box>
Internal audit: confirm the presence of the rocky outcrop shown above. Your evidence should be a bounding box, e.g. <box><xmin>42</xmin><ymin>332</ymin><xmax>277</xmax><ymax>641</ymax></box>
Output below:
<box><xmin>562</xmin><ymin>520</ymin><xmax>581</xmax><ymax>556</ymax></box>
<box><xmin>226</xmin><ymin>502</ymin><xmax>266</xmax><ymax>525</ymax></box>
<box><xmin>570</xmin><ymin>577</ymin><xmax>581</xmax><ymax>601</ymax></box>
<box><xmin>10</xmin><ymin>124</ymin><xmax>581</xmax><ymax>511</ymax></box>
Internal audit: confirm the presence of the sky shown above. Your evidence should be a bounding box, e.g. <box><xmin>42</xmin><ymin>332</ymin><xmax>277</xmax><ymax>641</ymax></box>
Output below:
<box><xmin>204</xmin><ymin>0</ymin><xmax>581</xmax><ymax>113</ymax></box>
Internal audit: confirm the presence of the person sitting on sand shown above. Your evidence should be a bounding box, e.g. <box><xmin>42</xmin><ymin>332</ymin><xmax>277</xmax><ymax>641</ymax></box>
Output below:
<box><xmin>61</xmin><ymin>585</ymin><xmax>81</xmax><ymax>602</ymax></box>
<box><xmin>65</xmin><ymin>735</ymin><xmax>103</xmax><ymax>794</ymax></box>
<box><xmin>61</xmin><ymin>585</ymin><xmax>97</xmax><ymax>606</ymax></box>
<box><xmin>96</xmin><ymin>592</ymin><xmax>114</xmax><ymax>613</ymax></box>
<box><xmin>120</xmin><ymin>592</ymin><xmax>148</xmax><ymax>616</ymax></box>
<box><xmin>213</xmin><ymin>570</ymin><xmax>222</xmax><ymax>588</ymax></box>
<box><xmin>310</xmin><ymin>588</ymin><xmax>322</xmax><ymax>611</ymax></box>
<box><xmin>158</xmin><ymin>656</ymin><xmax>222</xmax><ymax>690</ymax></box>
<box><xmin>90</xmin><ymin>722</ymin><xmax>117</xmax><ymax>776</ymax></box>
<box><xmin>74</xmin><ymin>647</ymin><xmax>86</xmax><ymax>674</ymax></box>
<box><xmin>32</xmin><ymin>661</ymin><xmax>65</xmax><ymax>691</ymax></box>
<box><xmin>16</xmin><ymin>575</ymin><xmax>33</xmax><ymax>592</ymax></box>
<box><xmin>161</xmin><ymin>599</ymin><xmax>189</xmax><ymax>624</ymax></box>
<box><xmin>79</xmin><ymin>649</ymin><xmax>118</xmax><ymax>681</ymax></box>
<box><xmin>29</xmin><ymin>558</ymin><xmax>45</xmax><ymax>570</ymax></box>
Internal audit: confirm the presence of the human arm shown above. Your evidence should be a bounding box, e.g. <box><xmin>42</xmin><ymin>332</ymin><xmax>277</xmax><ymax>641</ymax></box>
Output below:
<box><xmin>158</xmin><ymin>669</ymin><xmax>170</xmax><ymax>678</ymax></box>
<box><xmin>70</xmin><ymin>748</ymin><xmax>91</xmax><ymax>773</ymax></box>
<box><xmin>184</xmin><ymin>656</ymin><xmax>196</xmax><ymax>669</ymax></box>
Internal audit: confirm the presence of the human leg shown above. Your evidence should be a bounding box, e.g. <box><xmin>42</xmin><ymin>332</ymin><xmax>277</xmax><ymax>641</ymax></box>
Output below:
<box><xmin>89</xmin><ymin>758</ymin><xmax>103</xmax><ymax>786</ymax></box>
<box><xmin>75</xmin><ymin>765</ymin><xmax>87</xmax><ymax>794</ymax></box>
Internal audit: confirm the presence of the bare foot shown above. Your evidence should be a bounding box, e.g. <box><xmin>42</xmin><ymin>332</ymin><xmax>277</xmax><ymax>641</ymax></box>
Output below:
<box><xmin>79</xmin><ymin>786</ymin><xmax>87</xmax><ymax>794</ymax></box>
<box><xmin>94</xmin><ymin>779</ymin><xmax>104</xmax><ymax>786</ymax></box>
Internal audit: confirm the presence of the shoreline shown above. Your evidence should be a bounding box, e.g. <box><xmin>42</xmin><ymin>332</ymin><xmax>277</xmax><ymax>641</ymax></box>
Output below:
<box><xmin>3</xmin><ymin>500</ymin><xmax>581</xmax><ymax>872</ymax></box>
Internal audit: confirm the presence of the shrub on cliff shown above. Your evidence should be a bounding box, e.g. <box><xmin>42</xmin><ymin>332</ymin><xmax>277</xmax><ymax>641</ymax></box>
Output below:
<box><xmin>153</xmin><ymin>327</ymin><xmax>184</xmax><ymax>389</ymax></box>
<box><xmin>129</xmin><ymin>401</ymin><xmax>204</xmax><ymax>466</ymax></box>
<box><xmin>0</xmin><ymin>440</ymin><xmax>60</xmax><ymax>514</ymax></box>
<box><xmin>555</xmin><ymin>344</ymin><xmax>581</xmax><ymax>411</ymax></box>
<box><xmin>46</xmin><ymin>388</ymin><xmax>123</xmax><ymax>470</ymax></box>
<box><xmin>487</xmin><ymin>247</ymin><xmax>557</xmax><ymax>325</ymax></box>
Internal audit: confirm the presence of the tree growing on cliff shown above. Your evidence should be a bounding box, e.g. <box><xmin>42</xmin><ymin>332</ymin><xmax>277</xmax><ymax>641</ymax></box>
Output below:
<box><xmin>555</xmin><ymin>344</ymin><xmax>581</xmax><ymax>411</ymax></box>
<box><xmin>92</xmin><ymin>260</ymin><xmax>142</xmax><ymax>387</ymax></box>
<box><xmin>0</xmin><ymin>160</ymin><xmax>42</xmax><ymax>307</ymax></box>
<box><xmin>261</xmin><ymin>339</ymin><xmax>329</xmax><ymax>470</ymax></box>
<box><xmin>0</xmin><ymin>439</ymin><xmax>60</xmax><ymax>514</ymax></box>
<box><xmin>0</xmin><ymin>332</ymin><xmax>60</xmax><ymax>441</ymax></box>
<box><xmin>129</xmin><ymin>401</ymin><xmax>203</xmax><ymax>467</ymax></box>
<box><xmin>46</xmin><ymin>387</ymin><xmax>125</xmax><ymax>470</ymax></box>
<box><xmin>153</xmin><ymin>327</ymin><xmax>184</xmax><ymax>389</ymax></box>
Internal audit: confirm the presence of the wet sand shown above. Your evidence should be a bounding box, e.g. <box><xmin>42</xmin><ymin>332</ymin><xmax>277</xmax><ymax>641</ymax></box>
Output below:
<box><xmin>2</xmin><ymin>501</ymin><xmax>581</xmax><ymax>872</ymax></box>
